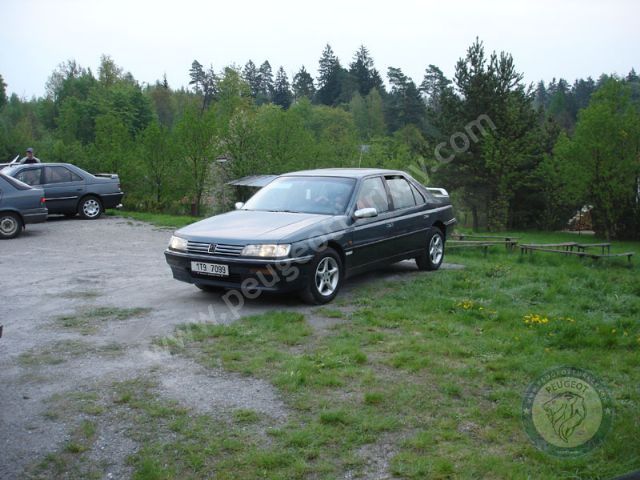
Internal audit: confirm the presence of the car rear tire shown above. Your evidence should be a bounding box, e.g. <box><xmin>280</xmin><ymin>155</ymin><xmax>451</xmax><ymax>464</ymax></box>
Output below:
<box><xmin>416</xmin><ymin>228</ymin><xmax>444</xmax><ymax>271</ymax></box>
<box><xmin>78</xmin><ymin>196</ymin><xmax>103</xmax><ymax>220</ymax></box>
<box><xmin>300</xmin><ymin>247</ymin><xmax>343</xmax><ymax>304</ymax></box>
<box><xmin>0</xmin><ymin>212</ymin><xmax>21</xmax><ymax>239</ymax></box>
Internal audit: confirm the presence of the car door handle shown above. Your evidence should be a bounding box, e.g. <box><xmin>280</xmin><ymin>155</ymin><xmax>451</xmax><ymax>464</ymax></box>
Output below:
<box><xmin>386</xmin><ymin>223</ymin><xmax>394</xmax><ymax>228</ymax></box>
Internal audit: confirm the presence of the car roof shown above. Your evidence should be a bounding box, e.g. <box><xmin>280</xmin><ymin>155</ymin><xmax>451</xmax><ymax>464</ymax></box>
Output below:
<box><xmin>282</xmin><ymin>168</ymin><xmax>408</xmax><ymax>179</ymax></box>
<box><xmin>7</xmin><ymin>162</ymin><xmax>75</xmax><ymax>168</ymax></box>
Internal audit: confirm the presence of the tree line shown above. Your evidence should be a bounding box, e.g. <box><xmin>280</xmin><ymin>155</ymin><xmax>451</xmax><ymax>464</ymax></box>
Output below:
<box><xmin>0</xmin><ymin>40</ymin><xmax>638</xmax><ymax>238</ymax></box>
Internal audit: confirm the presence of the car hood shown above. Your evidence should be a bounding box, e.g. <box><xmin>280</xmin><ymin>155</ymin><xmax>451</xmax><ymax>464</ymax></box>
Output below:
<box><xmin>176</xmin><ymin>210</ymin><xmax>342</xmax><ymax>243</ymax></box>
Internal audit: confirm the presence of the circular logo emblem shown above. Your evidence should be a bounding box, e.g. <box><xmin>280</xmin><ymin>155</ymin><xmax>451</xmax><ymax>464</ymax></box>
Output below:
<box><xmin>522</xmin><ymin>366</ymin><xmax>613</xmax><ymax>457</ymax></box>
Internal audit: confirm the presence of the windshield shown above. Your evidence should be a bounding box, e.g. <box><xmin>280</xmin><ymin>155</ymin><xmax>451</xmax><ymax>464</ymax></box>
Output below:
<box><xmin>243</xmin><ymin>176</ymin><xmax>356</xmax><ymax>215</ymax></box>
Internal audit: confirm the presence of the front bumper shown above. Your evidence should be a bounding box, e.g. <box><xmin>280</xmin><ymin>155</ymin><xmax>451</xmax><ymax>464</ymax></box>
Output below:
<box><xmin>22</xmin><ymin>207</ymin><xmax>48</xmax><ymax>225</ymax></box>
<box><xmin>164</xmin><ymin>249</ymin><xmax>314</xmax><ymax>293</ymax></box>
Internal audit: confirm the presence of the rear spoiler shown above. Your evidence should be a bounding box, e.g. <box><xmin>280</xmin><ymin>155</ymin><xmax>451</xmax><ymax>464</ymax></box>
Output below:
<box><xmin>426</xmin><ymin>187</ymin><xmax>450</xmax><ymax>198</ymax></box>
<box><xmin>94</xmin><ymin>173</ymin><xmax>119</xmax><ymax>179</ymax></box>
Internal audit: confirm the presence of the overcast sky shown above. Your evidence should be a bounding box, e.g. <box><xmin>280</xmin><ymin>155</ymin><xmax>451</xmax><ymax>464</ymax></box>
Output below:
<box><xmin>1</xmin><ymin>0</ymin><xmax>638</xmax><ymax>98</ymax></box>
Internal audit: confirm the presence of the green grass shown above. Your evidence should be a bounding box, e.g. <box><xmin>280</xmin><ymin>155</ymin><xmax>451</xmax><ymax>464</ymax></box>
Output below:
<box><xmin>30</xmin><ymin>419</ymin><xmax>100</xmax><ymax>479</ymax></box>
<box><xmin>108</xmin><ymin>210</ymin><xmax>203</xmax><ymax>229</ymax></box>
<box><xmin>149</xmin><ymin>231</ymin><xmax>640</xmax><ymax>479</ymax></box>
<box><xmin>19</xmin><ymin>340</ymin><xmax>123</xmax><ymax>366</ymax></box>
<box><xmin>55</xmin><ymin>306</ymin><xmax>152</xmax><ymax>334</ymax></box>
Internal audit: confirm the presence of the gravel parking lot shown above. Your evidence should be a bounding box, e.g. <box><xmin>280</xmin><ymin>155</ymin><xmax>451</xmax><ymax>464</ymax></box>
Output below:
<box><xmin>0</xmin><ymin>215</ymin><xmax>457</xmax><ymax>479</ymax></box>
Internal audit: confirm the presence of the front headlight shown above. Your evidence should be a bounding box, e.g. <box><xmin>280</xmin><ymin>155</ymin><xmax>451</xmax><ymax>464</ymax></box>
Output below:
<box><xmin>168</xmin><ymin>235</ymin><xmax>188</xmax><ymax>252</ymax></box>
<box><xmin>241</xmin><ymin>244</ymin><xmax>291</xmax><ymax>258</ymax></box>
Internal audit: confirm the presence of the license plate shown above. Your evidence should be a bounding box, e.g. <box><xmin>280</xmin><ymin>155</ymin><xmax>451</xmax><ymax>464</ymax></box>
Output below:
<box><xmin>191</xmin><ymin>261</ymin><xmax>229</xmax><ymax>277</ymax></box>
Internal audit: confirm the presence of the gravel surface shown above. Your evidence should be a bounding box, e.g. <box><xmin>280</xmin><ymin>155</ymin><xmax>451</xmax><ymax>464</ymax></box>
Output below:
<box><xmin>0</xmin><ymin>215</ymin><xmax>461</xmax><ymax>479</ymax></box>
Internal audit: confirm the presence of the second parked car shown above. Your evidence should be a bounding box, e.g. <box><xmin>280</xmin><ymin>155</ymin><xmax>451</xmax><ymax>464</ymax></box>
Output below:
<box><xmin>1</xmin><ymin>163</ymin><xmax>124</xmax><ymax>219</ymax></box>
<box><xmin>0</xmin><ymin>172</ymin><xmax>47</xmax><ymax>239</ymax></box>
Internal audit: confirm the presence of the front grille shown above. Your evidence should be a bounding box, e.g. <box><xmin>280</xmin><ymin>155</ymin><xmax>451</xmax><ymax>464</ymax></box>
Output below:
<box><xmin>187</xmin><ymin>241</ymin><xmax>244</xmax><ymax>257</ymax></box>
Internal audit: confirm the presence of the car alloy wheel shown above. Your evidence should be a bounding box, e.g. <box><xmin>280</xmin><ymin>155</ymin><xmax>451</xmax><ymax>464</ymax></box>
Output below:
<box><xmin>315</xmin><ymin>256</ymin><xmax>339</xmax><ymax>297</ymax></box>
<box><xmin>0</xmin><ymin>213</ymin><xmax>20</xmax><ymax>239</ymax></box>
<box><xmin>429</xmin><ymin>233</ymin><xmax>444</xmax><ymax>264</ymax></box>
<box><xmin>300</xmin><ymin>247</ymin><xmax>343</xmax><ymax>304</ymax></box>
<box><xmin>416</xmin><ymin>229</ymin><xmax>444</xmax><ymax>271</ymax></box>
<box><xmin>79</xmin><ymin>197</ymin><xmax>102</xmax><ymax>219</ymax></box>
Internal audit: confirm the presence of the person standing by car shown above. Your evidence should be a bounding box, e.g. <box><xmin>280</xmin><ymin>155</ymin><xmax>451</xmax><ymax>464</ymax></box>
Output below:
<box><xmin>20</xmin><ymin>148</ymin><xmax>40</xmax><ymax>164</ymax></box>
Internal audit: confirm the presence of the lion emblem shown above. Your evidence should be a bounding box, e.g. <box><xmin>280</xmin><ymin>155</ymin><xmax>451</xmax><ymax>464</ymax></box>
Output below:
<box><xmin>543</xmin><ymin>392</ymin><xmax>587</xmax><ymax>442</ymax></box>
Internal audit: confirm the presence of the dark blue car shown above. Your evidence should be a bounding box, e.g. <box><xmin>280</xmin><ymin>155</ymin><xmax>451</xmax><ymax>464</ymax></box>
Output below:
<box><xmin>165</xmin><ymin>168</ymin><xmax>456</xmax><ymax>304</ymax></box>
<box><xmin>1</xmin><ymin>163</ymin><xmax>124</xmax><ymax>219</ymax></box>
<box><xmin>0</xmin><ymin>172</ymin><xmax>47</xmax><ymax>239</ymax></box>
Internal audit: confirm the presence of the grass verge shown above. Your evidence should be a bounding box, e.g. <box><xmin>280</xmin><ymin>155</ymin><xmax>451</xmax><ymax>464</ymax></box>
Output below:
<box><xmin>108</xmin><ymin>210</ymin><xmax>203</xmax><ymax>229</ymax></box>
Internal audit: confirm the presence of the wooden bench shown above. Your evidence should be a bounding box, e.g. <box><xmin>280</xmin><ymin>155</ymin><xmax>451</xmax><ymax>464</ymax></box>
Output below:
<box><xmin>447</xmin><ymin>240</ymin><xmax>519</xmax><ymax>256</ymax></box>
<box><xmin>450</xmin><ymin>234</ymin><xmax>519</xmax><ymax>251</ymax></box>
<box><xmin>576</xmin><ymin>243</ymin><xmax>611</xmax><ymax>255</ymax></box>
<box><xmin>520</xmin><ymin>243</ymin><xmax>634</xmax><ymax>262</ymax></box>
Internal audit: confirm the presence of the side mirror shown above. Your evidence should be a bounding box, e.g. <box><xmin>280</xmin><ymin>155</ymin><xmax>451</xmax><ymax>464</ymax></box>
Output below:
<box><xmin>354</xmin><ymin>207</ymin><xmax>378</xmax><ymax>219</ymax></box>
<box><xmin>234</xmin><ymin>202</ymin><xmax>244</xmax><ymax>210</ymax></box>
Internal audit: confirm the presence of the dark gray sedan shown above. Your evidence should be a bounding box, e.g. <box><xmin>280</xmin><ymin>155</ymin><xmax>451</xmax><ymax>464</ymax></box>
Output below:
<box><xmin>1</xmin><ymin>163</ymin><xmax>124</xmax><ymax>219</ymax></box>
<box><xmin>0</xmin><ymin>172</ymin><xmax>47</xmax><ymax>239</ymax></box>
<box><xmin>165</xmin><ymin>168</ymin><xmax>456</xmax><ymax>304</ymax></box>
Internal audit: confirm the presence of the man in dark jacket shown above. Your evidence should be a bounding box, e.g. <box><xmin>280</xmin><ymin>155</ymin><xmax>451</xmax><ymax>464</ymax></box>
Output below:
<box><xmin>20</xmin><ymin>147</ymin><xmax>41</xmax><ymax>164</ymax></box>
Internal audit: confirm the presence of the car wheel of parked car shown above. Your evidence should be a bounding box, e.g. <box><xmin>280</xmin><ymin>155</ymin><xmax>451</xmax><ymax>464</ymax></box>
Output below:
<box><xmin>78</xmin><ymin>196</ymin><xmax>103</xmax><ymax>219</ymax></box>
<box><xmin>0</xmin><ymin>212</ymin><xmax>21</xmax><ymax>239</ymax></box>
<box><xmin>300</xmin><ymin>247</ymin><xmax>343</xmax><ymax>304</ymax></box>
<box><xmin>416</xmin><ymin>229</ymin><xmax>444</xmax><ymax>271</ymax></box>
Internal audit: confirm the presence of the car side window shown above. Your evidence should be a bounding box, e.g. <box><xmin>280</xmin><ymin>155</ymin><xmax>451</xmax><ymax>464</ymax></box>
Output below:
<box><xmin>15</xmin><ymin>168</ymin><xmax>43</xmax><ymax>186</ymax></box>
<box><xmin>356</xmin><ymin>177</ymin><xmax>389</xmax><ymax>213</ymax></box>
<box><xmin>45</xmin><ymin>166</ymin><xmax>82</xmax><ymax>184</ymax></box>
<box><xmin>386</xmin><ymin>177</ymin><xmax>416</xmax><ymax>209</ymax></box>
<box><xmin>410</xmin><ymin>184</ymin><xmax>426</xmax><ymax>205</ymax></box>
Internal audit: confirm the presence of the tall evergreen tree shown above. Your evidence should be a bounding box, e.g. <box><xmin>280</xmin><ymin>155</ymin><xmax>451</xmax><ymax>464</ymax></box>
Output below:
<box><xmin>242</xmin><ymin>60</ymin><xmax>261</xmax><ymax>99</ymax></box>
<box><xmin>257</xmin><ymin>61</ymin><xmax>274</xmax><ymax>104</ymax></box>
<box><xmin>316</xmin><ymin>44</ymin><xmax>346</xmax><ymax>106</ymax></box>
<box><xmin>437</xmin><ymin>38</ymin><xmax>539</xmax><ymax>230</ymax></box>
<box><xmin>273</xmin><ymin>67</ymin><xmax>293</xmax><ymax>109</ymax></box>
<box><xmin>189</xmin><ymin>60</ymin><xmax>217</xmax><ymax>111</ymax></box>
<box><xmin>292</xmin><ymin>66</ymin><xmax>315</xmax><ymax>100</ymax></box>
<box><xmin>420</xmin><ymin>65</ymin><xmax>452</xmax><ymax>114</ymax></box>
<box><xmin>0</xmin><ymin>74</ymin><xmax>7</xmax><ymax>110</ymax></box>
<box><xmin>385</xmin><ymin>67</ymin><xmax>425</xmax><ymax>132</ymax></box>
<box><xmin>349</xmin><ymin>45</ymin><xmax>384</xmax><ymax>96</ymax></box>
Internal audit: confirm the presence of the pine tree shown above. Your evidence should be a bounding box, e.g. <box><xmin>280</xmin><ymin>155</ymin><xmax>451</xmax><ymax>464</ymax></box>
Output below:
<box><xmin>273</xmin><ymin>67</ymin><xmax>293</xmax><ymax>109</ymax></box>
<box><xmin>257</xmin><ymin>61</ymin><xmax>274</xmax><ymax>104</ymax></box>
<box><xmin>0</xmin><ymin>73</ymin><xmax>7</xmax><ymax>110</ymax></box>
<box><xmin>386</xmin><ymin>67</ymin><xmax>425</xmax><ymax>132</ymax></box>
<box><xmin>292</xmin><ymin>66</ymin><xmax>315</xmax><ymax>100</ymax></box>
<box><xmin>189</xmin><ymin>60</ymin><xmax>217</xmax><ymax>111</ymax></box>
<box><xmin>420</xmin><ymin>65</ymin><xmax>452</xmax><ymax>114</ymax></box>
<box><xmin>316</xmin><ymin>44</ymin><xmax>346</xmax><ymax>106</ymax></box>
<box><xmin>243</xmin><ymin>60</ymin><xmax>260</xmax><ymax>98</ymax></box>
<box><xmin>349</xmin><ymin>45</ymin><xmax>384</xmax><ymax>96</ymax></box>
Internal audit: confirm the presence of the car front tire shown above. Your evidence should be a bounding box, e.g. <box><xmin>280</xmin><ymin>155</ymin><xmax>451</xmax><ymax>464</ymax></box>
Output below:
<box><xmin>416</xmin><ymin>228</ymin><xmax>444</xmax><ymax>271</ymax></box>
<box><xmin>78</xmin><ymin>196</ymin><xmax>103</xmax><ymax>220</ymax></box>
<box><xmin>300</xmin><ymin>247</ymin><xmax>343</xmax><ymax>304</ymax></box>
<box><xmin>0</xmin><ymin>212</ymin><xmax>22</xmax><ymax>239</ymax></box>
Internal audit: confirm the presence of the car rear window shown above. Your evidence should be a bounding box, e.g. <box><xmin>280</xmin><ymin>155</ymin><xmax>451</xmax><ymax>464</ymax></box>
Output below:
<box><xmin>0</xmin><ymin>172</ymin><xmax>33</xmax><ymax>190</ymax></box>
